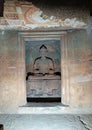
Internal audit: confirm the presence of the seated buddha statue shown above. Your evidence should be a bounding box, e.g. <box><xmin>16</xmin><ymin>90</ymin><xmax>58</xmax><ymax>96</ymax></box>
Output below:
<box><xmin>33</xmin><ymin>45</ymin><xmax>55</xmax><ymax>75</ymax></box>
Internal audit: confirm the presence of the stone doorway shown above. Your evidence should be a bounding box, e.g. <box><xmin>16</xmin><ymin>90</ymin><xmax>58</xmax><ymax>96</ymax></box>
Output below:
<box><xmin>25</xmin><ymin>38</ymin><xmax>61</xmax><ymax>102</ymax></box>
<box><xmin>19</xmin><ymin>30</ymin><xmax>70</xmax><ymax>106</ymax></box>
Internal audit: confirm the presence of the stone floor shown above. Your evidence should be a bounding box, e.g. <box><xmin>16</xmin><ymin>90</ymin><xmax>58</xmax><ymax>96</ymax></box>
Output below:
<box><xmin>0</xmin><ymin>114</ymin><xmax>92</xmax><ymax>130</ymax></box>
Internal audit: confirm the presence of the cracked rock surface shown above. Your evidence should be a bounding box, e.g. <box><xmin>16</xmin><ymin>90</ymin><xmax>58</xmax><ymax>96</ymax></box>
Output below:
<box><xmin>0</xmin><ymin>114</ymin><xmax>92</xmax><ymax>130</ymax></box>
<box><xmin>78</xmin><ymin>115</ymin><xmax>92</xmax><ymax>130</ymax></box>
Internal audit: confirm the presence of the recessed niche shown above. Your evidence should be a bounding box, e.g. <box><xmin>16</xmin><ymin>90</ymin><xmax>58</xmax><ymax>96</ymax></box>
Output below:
<box><xmin>19</xmin><ymin>30</ymin><xmax>70</xmax><ymax>106</ymax></box>
<box><xmin>25</xmin><ymin>39</ymin><xmax>61</xmax><ymax>102</ymax></box>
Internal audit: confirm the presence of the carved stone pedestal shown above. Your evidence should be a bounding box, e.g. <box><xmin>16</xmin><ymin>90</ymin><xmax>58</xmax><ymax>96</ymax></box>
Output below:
<box><xmin>26</xmin><ymin>75</ymin><xmax>61</xmax><ymax>98</ymax></box>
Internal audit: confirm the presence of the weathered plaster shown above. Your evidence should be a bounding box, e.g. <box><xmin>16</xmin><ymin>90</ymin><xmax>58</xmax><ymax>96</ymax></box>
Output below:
<box><xmin>0</xmin><ymin>31</ymin><xmax>26</xmax><ymax>113</ymax></box>
<box><xmin>0</xmin><ymin>29</ymin><xmax>92</xmax><ymax>113</ymax></box>
<box><xmin>67</xmin><ymin>30</ymin><xmax>92</xmax><ymax>107</ymax></box>
<box><xmin>0</xmin><ymin>0</ymin><xmax>87</xmax><ymax>30</ymax></box>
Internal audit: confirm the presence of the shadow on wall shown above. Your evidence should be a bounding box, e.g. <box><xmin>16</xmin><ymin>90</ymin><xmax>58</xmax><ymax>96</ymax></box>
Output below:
<box><xmin>27</xmin><ymin>0</ymin><xmax>89</xmax><ymax>7</ymax></box>
<box><xmin>0</xmin><ymin>124</ymin><xmax>4</xmax><ymax>130</ymax></box>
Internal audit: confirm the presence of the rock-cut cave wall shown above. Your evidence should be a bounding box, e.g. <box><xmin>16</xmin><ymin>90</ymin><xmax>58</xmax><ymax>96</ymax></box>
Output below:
<box><xmin>0</xmin><ymin>29</ymin><xmax>92</xmax><ymax>113</ymax></box>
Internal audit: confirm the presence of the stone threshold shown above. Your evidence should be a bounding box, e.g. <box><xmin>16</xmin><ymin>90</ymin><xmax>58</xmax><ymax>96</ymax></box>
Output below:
<box><xmin>18</xmin><ymin>103</ymin><xmax>92</xmax><ymax>114</ymax></box>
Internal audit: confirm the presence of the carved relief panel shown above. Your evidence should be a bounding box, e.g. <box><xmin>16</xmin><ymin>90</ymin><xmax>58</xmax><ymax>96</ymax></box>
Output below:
<box><xmin>25</xmin><ymin>39</ymin><xmax>61</xmax><ymax>98</ymax></box>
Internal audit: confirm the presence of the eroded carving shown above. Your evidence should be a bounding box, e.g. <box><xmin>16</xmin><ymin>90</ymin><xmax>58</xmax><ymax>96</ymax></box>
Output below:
<box><xmin>26</xmin><ymin>41</ymin><xmax>61</xmax><ymax>98</ymax></box>
<box><xmin>33</xmin><ymin>44</ymin><xmax>55</xmax><ymax>75</ymax></box>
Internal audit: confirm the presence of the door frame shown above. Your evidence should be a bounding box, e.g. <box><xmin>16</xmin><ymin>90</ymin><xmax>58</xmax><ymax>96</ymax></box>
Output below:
<box><xmin>18</xmin><ymin>29</ymin><xmax>70</xmax><ymax>105</ymax></box>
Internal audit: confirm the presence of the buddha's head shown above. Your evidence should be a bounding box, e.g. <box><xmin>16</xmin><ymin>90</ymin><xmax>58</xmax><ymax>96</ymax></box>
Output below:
<box><xmin>39</xmin><ymin>45</ymin><xmax>48</xmax><ymax>57</ymax></box>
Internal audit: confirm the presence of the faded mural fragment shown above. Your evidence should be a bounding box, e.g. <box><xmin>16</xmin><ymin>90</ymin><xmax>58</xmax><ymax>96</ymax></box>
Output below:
<box><xmin>0</xmin><ymin>0</ymin><xmax>86</xmax><ymax>30</ymax></box>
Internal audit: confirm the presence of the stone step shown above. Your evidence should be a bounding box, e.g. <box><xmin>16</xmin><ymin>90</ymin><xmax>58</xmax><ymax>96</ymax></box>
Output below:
<box><xmin>18</xmin><ymin>103</ymin><xmax>92</xmax><ymax>114</ymax></box>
